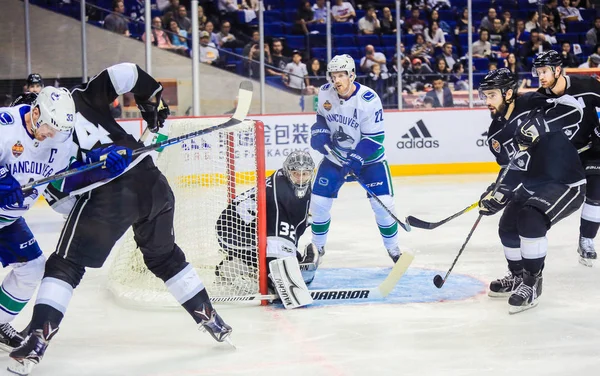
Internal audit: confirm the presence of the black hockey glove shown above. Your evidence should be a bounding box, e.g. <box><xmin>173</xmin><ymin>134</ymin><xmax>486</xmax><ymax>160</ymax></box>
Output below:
<box><xmin>136</xmin><ymin>87</ymin><xmax>170</xmax><ymax>133</ymax></box>
<box><xmin>479</xmin><ymin>183</ymin><xmax>513</xmax><ymax>216</ymax></box>
<box><xmin>514</xmin><ymin>111</ymin><xmax>545</xmax><ymax>151</ymax></box>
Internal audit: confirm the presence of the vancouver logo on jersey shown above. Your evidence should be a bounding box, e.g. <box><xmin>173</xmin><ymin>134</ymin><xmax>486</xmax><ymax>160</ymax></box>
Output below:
<box><xmin>397</xmin><ymin>120</ymin><xmax>439</xmax><ymax>149</ymax></box>
<box><xmin>12</xmin><ymin>141</ymin><xmax>24</xmax><ymax>158</ymax></box>
<box><xmin>0</xmin><ymin>112</ymin><xmax>14</xmax><ymax>126</ymax></box>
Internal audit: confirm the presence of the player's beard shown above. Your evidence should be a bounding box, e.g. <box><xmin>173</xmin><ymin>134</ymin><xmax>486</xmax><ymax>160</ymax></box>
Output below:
<box><xmin>488</xmin><ymin>101</ymin><xmax>507</xmax><ymax>118</ymax></box>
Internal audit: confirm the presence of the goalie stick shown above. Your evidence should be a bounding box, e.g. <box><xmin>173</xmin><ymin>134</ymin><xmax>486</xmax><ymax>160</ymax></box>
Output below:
<box><xmin>21</xmin><ymin>80</ymin><xmax>254</xmax><ymax>192</ymax></box>
<box><xmin>323</xmin><ymin>144</ymin><xmax>411</xmax><ymax>232</ymax></box>
<box><xmin>210</xmin><ymin>251</ymin><xmax>415</xmax><ymax>304</ymax></box>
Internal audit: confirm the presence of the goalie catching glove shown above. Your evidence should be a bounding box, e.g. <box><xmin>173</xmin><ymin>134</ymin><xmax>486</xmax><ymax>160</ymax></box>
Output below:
<box><xmin>479</xmin><ymin>183</ymin><xmax>513</xmax><ymax>216</ymax></box>
<box><xmin>136</xmin><ymin>86</ymin><xmax>170</xmax><ymax>133</ymax></box>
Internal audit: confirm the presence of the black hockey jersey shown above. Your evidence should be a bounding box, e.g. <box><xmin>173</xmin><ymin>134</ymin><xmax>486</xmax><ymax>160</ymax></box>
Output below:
<box><xmin>487</xmin><ymin>91</ymin><xmax>585</xmax><ymax>191</ymax></box>
<box><xmin>538</xmin><ymin>75</ymin><xmax>600</xmax><ymax>150</ymax></box>
<box><xmin>216</xmin><ymin>169</ymin><xmax>311</xmax><ymax>251</ymax></box>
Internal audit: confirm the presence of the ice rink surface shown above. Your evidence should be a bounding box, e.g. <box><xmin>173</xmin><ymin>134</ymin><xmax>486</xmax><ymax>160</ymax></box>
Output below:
<box><xmin>2</xmin><ymin>174</ymin><xmax>600</xmax><ymax>376</ymax></box>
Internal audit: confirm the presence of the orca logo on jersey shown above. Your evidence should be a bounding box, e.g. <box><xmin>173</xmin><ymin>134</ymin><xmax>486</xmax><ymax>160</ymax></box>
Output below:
<box><xmin>323</xmin><ymin>100</ymin><xmax>332</xmax><ymax>111</ymax></box>
<box><xmin>12</xmin><ymin>141</ymin><xmax>24</xmax><ymax>158</ymax></box>
<box><xmin>396</xmin><ymin>120</ymin><xmax>439</xmax><ymax>149</ymax></box>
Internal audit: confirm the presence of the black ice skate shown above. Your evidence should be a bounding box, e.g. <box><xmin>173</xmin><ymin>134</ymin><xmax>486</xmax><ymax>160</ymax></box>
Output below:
<box><xmin>488</xmin><ymin>271</ymin><xmax>523</xmax><ymax>297</ymax></box>
<box><xmin>508</xmin><ymin>271</ymin><xmax>543</xmax><ymax>314</ymax></box>
<box><xmin>387</xmin><ymin>246</ymin><xmax>401</xmax><ymax>263</ymax></box>
<box><xmin>194</xmin><ymin>303</ymin><xmax>233</xmax><ymax>346</ymax></box>
<box><xmin>7</xmin><ymin>322</ymin><xmax>58</xmax><ymax>376</ymax></box>
<box><xmin>0</xmin><ymin>323</ymin><xmax>24</xmax><ymax>352</ymax></box>
<box><xmin>578</xmin><ymin>236</ymin><xmax>597</xmax><ymax>267</ymax></box>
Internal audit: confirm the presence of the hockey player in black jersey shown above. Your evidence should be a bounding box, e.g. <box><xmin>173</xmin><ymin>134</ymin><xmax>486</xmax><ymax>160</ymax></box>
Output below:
<box><xmin>478</xmin><ymin>68</ymin><xmax>585</xmax><ymax>313</ymax></box>
<box><xmin>10</xmin><ymin>73</ymin><xmax>44</xmax><ymax>106</ymax></box>
<box><xmin>533</xmin><ymin>50</ymin><xmax>600</xmax><ymax>267</ymax></box>
<box><xmin>8</xmin><ymin>63</ymin><xmax>231</xmax><ymax>375</ymax></box>
<box><xmin>215</xmin><ymin>151</ymin><xmax>316</xmax><ymax>296</ymax></box>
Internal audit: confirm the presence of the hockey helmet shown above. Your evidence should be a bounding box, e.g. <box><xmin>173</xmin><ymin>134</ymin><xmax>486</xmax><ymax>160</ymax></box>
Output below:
<box><xmin>283</xmin><ymin>151</ymin><xmax>315</xmax><ymax>199</ymax></box>
<box><xmin>26</xmin><ymin>73</ymin><xmax>44</xmax><ymax>89</ymax></box>
<box><xmin>32</xmin><ymin>86</ymin><xmax>76</xmax><ymax>134</ymax></box>
<box><xmin>478</xmin><ymin>68</ymin><xmax>518</xmax><ymax>102</ymax></box>
<box><xmin>327</xmin><ymin>54</ymin><xmax>356</xmax><ymax>84</ymax></box>
<box><xmin>532</xmin><ymin>50</ymin><xmax>563</xmax><ymax>77</ymax></box>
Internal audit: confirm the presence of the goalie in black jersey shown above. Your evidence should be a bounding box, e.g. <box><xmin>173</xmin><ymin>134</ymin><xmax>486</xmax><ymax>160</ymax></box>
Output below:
<box><xmin>478</xmin><ymin>68</ymin><xmax>585</xmax><ymax>314</ymax></box>
<box><xmin>215</xmin><ymin>151</ymin><xmax>316</xmax><ymax>302</ymax></box>
<box><xmin>533</xmin><ymin>50</ymin><xmax>600</xmax><ymax>267</ymax></box>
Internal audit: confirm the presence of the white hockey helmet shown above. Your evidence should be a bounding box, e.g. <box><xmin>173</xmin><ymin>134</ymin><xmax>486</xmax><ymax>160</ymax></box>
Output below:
<box><xmin>327</xmin><ymin>54</ymin><xmax>356</xmax><ymax>84</ymax></box>
<box><xmin>33</xmin><ymin>86</ymin><xmax>76</xmax><ymax>134</ymax></box>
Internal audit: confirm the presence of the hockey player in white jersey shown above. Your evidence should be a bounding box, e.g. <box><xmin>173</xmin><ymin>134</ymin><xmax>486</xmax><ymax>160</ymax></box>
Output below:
<box><xmin>310</xmin><ymin>54</ymin><xmax>401</xmax><ymax>262</ymax></box>
<box><xmin>0</xmin><ymin>87</ymin><xmax>76</xmax><ymax>350</ymax></box>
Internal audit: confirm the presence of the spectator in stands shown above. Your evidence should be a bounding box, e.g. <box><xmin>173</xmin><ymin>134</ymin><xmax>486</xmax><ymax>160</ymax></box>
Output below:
<box><xmin>429</xmin><ymin>9</ymin><xmax>451</xmax><ymax>36</ymax></box>
<box><xmin>502</xmin><ymin>10</ymin><xmax>515</xmax><ymax>33</ymax></box>
<box><xmin>307</xmin><ymin>58</ymin><xmax>327</xmax><ymax>87</ymax></box>
<box><xmin>294</xmin><ymin>1</ymin><xmax>318</xmax><ymax>34</ymax></box>
<box><xmin>504</xmin><ymin>53</ymin><xmax>525</xmax><ymax>81</ymax></box>
<box><xmin>425</xmin><ymin>76</ymin><xmax>454</xmax><ymax>107</ymax></box>
<box><xmin>174</xmin><ymin>5</ymin><xmax>192</xmax><ymax>33</ymax></box>
<box><xmin>241</xmin><ymin>0</ymin><xmax>258</xmax><ymax>11</ymax></box>
<box><xmin>488</xmin><ymin>61</ymin><xmax>498</xmax><ymax>71</ymax></box>
<box><xmin>163</xmin><ymin>0</ymin><xmax>179</xmax><ymax>17</ymax></box>
<box><xmin>427</xmin><ymin>0</ymin><xmax>451</xmax><ymax>11</ymax></box>
<box><xmin>408</xmin><ymin>58</ymin><xmax>434</xmax><ymax>91</ymax></box>
<box><xmin>380</xmin><ymin>7</ymin><xmax>397</xmax><ymax>34</ymax></box>
<box><xmin>367</xmin><ymin>64</ymin><xmax>389</xmax><ymax>99</ymax></box>
<box><xmin>199</xmin><ymin>31</ymin><xmax>219</xmax><ymax>65</ymax></box>
<box><xmin>247</xmin><ymin>43</ymin><xmax>266</xmax><ymax>79</ymax></box>
<box><xmin>313</xmin><ymin>0</ymin><xmax>327</xmax><ymax>23</ymax></box>
<box><xmin>480</xmin><ymin>8</ymin><xmax>497</xmax><ymax>32</ymax></box>
<box><xmin>455</xmin><ymin>8</ymin><xmax>473</xmax><ymax>35</ymax></box>
<box><xmin>586</xmin><ymin>17</ymin><xmax>600</xmax><ymax>46</ymax></box>
<box><xmin>332</xmin><ymin>0</ymin><xmax>356</xmax><ymax>23</ymax></box>
<box><xmin>168</xmin><ymin>20</ymin><xmax>191</xmax><ymax>56</ymax></box>
<box><xmin>410</xmin><ymin>33</ymin><xmax>433</xmax><ymax>61</ymax></box>
<box><xmin>558</xmin><ymin>0</ymin><xmax>583</xmax><ymax>31</ymax></box>
<box><xmin>104</xmin><ymin>0</ymin><xmax>130</xmax><ymax>37</ymax></box>
<box><xmin>561</xmin><ymin>41</ymin><xmax>579</xmax><ymax>68</ymax></box>
<box><xmin>203</xmin><ymin>21</ymin><xmax>220</xmax><ymax>46</ymax></box>
<box><xmin>579</xmin><ymin>53</ymin><xmax>600</xmax><ymax>68</ymax></box>
<box><xmin>494</xmin><ymin>42</ymin><xmax>510</xmax><ymax>60</ymax></box>
<box><xmin>472</xmin><ymin>29</ymin><xmax>492</xmax><ymax>58</ymax></box>
<box><xmin>525</xmin><ymin>11</ymin><xmax>539</xmax><ymax>32</ymax></box>
<box><xmin>358</xmin><ymin>5</ymin><xmax>381</xmax><ymax>35</ymax></box>
<box><xmin>391</xmin><ymin>43</ymin><xmax>412</xmax><ymax>73</ymax></box>
<box><xmin>242</xmin><ymin>30</ymin><xmax>260</xmax><ymax>57</ymax></box>
<box><xmin>284</xmin><ymin>50</ymin><xmax>310</xmax><ymax>94</ymax></box>
<box><xmin>128</xmin><ymin>0</ymin><xmax>144</xmax><ymax>23</ymax></box>
<box><xmin>406</xmin><ymin>9</ymin><xmax>426</xmax><ymax>34</ymax></box>
<box><xmin>360</xmin><ymin>45</ymin><xmax>388</xmax><ymax>73</ymax></box>
<box><xmin>142</xmin><ymin>17</ymin><xmax>177</xmax><ymax>51</ymax></box>
<box><xmin>425</xmin><ymin>21</ymin><xmax>445</xmax><ymax>48</ymax></box>
<box><xmin>489</xmin><ymin>18</ymin><xmax>507</xmax><ymax>47</ymax></box>
<box><xmin>197</xmin><ymin>6</ymin><xmax>209</xmax><ymax>31</ymax></box>
<box><xmin>543</xmin><ymin>0</ymin><xmax>562</xmax><ymax>32</ymax></box>
<box><xmin>266</xmin><ymin>39</ymin><xmax>291</xmax><ymax>76</ymax></box>
<box><xmin>216</xmin><ymin>21</ymin><xmax>237</xmax><ymax>48</ymax></box>
<box><xmin>218</xmin><ymin>0</ymin><xmax>238</xmax><ymax>14</ymax></box>
<box><xmin>511</xmin><ymin>20</ymin><xmax>529</xmax><ymax>52</ymax></box>
<box><xmin>436</xmin><ymin>42</ymin><xmax>458</xmax><ymax>70</ymax></box>
<box><xmin>521</xmin><ymin>29</ymin><xmax>552</xmax><ymax>58</ymax></box>
<box><xmin>449</xmin><ymin>62</ymin><xmax>468</xmax><ymax>91</ymax></box>
<box><xmin>540</xmin><ymin>14</ymin><xmax>556</xmax><ymax>37</ymax></box>
<box><xmin>433</xmin><ymin>58</ymin><xmax>450</xmax><ymax>81</ymax></box>
<box><xmin>423</xmin><ymin>96</ymin><xmax>435</xmax><ymax>108</ymax></box>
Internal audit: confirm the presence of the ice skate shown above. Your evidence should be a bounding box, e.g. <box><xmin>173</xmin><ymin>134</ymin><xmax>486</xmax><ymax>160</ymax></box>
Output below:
<box><xmin>508</xmin><ymin>271</ymin><xmax>543</xmax><ymax>314</ymax></box>
<box><xmin>488</xmin><ymin>271</ymin><xmax>523</xmax><ymax>297</ymax></box>
<box><xmin>194</xmin><ymin>303</ymin><xmax>233</xmax><ymax>346</ymax></box>
<box><xmin>577</xmin><ymin>236</ymin><xmax>597</xmax><ymax>267</ymax></box>
<box><xmin>302</xmin><ymin>244</ymin><xmax>323</xmax><ymax>267</ymax></box>
<box><xmin>387</xmin><ymin>246</ymin><xmax>401</xmax><ymax>263</ymax></box>
<box><xmin>8</xmin><ymin>322</ymin><xmax>58</xmax><ymax>376</ymax></box>
<box><xmin>0</xmin><ymin>323</ymin><xmax>24</xmax><ymax>352</ymax></box>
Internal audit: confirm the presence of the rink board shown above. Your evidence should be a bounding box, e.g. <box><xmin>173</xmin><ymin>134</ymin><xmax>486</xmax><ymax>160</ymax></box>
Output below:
<box><xmin>117</xmin><ymin>108</ymin><xmax>499</xmax><ymax>177</ymax></box>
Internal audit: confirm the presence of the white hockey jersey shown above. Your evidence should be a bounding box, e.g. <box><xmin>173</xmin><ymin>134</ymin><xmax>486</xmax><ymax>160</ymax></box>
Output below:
<box><xmin>0</xmin><ymin>105</ymin><xmax>74</xmax><ymax>228</ymax></box>
<box><xmin>316</xmin><ymin>82</ymin><xmax>386</xmax><ymax>166</ymax></box>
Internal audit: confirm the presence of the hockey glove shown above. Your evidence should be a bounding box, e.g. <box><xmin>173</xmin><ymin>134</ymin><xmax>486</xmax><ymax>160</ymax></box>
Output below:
<box><xmin>86</xmin><ymin>145</ymin><xmax>133</xmax><ymax>178</ymax></box>
<box><xmin>514</xmin><ymin>112</ymin><xmax>545</xmax><ymax>151</ymax></box>
<box><xmin>310</xmin><ymin>122</ymin><xmax>331</xmax><ymax>155</ymax></box>
<box><xmin>479</xmin><ymin>183</ymin><xmax>513</xmax><ymax>216</ymax></box>
<box><xmin>137</xmin><ymin>87</ymin><xmax>170</xmax><ymax>133</ymax></box>
<box><xmin>0</xmin><ymin>167</ymin><xmax>24</xmax><ymax>207</ymax></box>
<box><xmin>341</xmin><ymin>151</ymin><xmax>365</xmax><ymax>177</ymax></box>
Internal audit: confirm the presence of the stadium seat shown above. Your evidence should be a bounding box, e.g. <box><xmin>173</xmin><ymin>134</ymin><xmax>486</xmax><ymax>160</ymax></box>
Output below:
<box><xmin>264</xmin><ymin>22</ymin><xmax>284</xmax><ymax>36</ymax></box>
<box><xmin>311</xmin><ymin>48</ymin><xmax>328</xmax><ymax>61</ymax></box>
<box><xmin>284</xmin><ymin>35</ymin><xmax>306</xmax><ymax>50</ymax></box>
<box><xmin>357</xmin><ymin>35</ymin><xmax>381</xmax><ymax>47</ymax></box>
<box><xmin>333</xmin><ymin>35</ymin><xmax>356</xmax><ymax>47</ymax></box>
<box><xmin>332</xmin><ymin>23</ymin><xmax>355</xmax><ymax>35</ymax></box>
<box><xmin>473</xmin><ymin>58</ymin><xmax>490</xmax><ymax>71</ymax></box>
<box><xmin>263</xmin><ymin>10</ymin><xmax>281</xmax><ymax>23</ymax></box>
<box><xmin>335</xmin><ymin>47</ymin><xmax>360</xmax><ymax>58</ymax></box>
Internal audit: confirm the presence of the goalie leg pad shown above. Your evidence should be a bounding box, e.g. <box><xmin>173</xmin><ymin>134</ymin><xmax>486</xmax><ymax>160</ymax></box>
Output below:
<box><xmin>269</xmin><ymin>257</ymin><xmax>313</xmax><ymax>309</ymax></box>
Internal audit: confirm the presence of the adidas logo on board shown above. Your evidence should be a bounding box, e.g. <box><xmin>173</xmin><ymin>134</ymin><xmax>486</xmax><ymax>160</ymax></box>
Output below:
<box><xmin>396</xmin><ymin>120</ymin><xmax>439</xmax><ymax>149</ymax></box>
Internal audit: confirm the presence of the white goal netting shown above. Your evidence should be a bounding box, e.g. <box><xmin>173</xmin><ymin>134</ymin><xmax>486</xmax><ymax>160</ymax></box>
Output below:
<box><xmin>108</xmin><ymin>118</ymin><xmax>266</xmax><ymax>307</ymax></box>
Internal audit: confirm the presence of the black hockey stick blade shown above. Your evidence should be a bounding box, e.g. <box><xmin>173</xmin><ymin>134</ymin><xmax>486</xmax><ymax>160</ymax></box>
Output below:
<box><xmin>407</xmin><ymin>202</ymin><xmax>479</xmax><ymax>230</ymax></box>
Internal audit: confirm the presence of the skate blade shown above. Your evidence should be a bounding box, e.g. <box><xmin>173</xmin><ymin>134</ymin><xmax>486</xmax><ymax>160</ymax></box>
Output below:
<box><xmin>7</xmin><ymin>359</ymin><xmax>36</xmax><ymax>376</ymax></box>
<box><xmin>488</xmin><ymin>291</ymin><xmax>512</xmax><ymax>298</ymax></box>
<box><xmin>225</xmin><ymin>337</ymin><xmax>236</xmax><ymax>349</ymax></box>
<box><xmin>579</xmin><ymin>257</ymin><xmax>594</xmax><ymax>268</ymax></box>
<box><xmin>508</xmin><ymin>300</ymin><xmax>539</xmax><ymax>315</ymax></box>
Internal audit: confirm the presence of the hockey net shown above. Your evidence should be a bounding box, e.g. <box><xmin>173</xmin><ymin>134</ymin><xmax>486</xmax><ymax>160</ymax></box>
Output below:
<box><xmin>108</xmin><ymin>118</ymin><xmax>267</xmax><ymax>307</ymax></box>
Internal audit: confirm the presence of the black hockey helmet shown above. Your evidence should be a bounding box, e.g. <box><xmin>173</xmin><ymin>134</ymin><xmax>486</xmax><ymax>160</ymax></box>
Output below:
<box><xmin>532</xmin><ymin>50</ymin><xmax>562</xmax><ymax>77</ymax></box>
<box><xmin>26</xmin><ymin>73</ymin><xmax>44</xmax><ymax>88</ymax></box>
<box><xmin>478</xmin><ymin>68</ymin><xmax>518</xmax><ymax>102</ymax></box>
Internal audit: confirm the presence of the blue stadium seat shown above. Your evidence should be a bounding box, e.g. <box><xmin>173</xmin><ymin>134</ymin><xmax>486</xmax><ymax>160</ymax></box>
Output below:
<box><xmin>555</xmin><ymin>33</ymin><xmax>580</xmax><ymax>45</ymax></box>
<box><xmin>285</xmin><ymin>35</ymin><xmax>306</xmax><ymax>50</ymax></box>
<box><xmin>356</xmin><ymin>10</ymin><xmax>366</xmax><ymax>20</ymax></box>
<box><xmin>357</xmin><ymin>35</ymin><xmax>381</xmax><ymax>47</ymax></box>
<box><xmin>335</xmin><ymin>47</ymin><xmax>360</xmax><ymax>58</ymax></box>
<box><xmin>264</xmin><ymin>22</ymin><xmax>284</xmax><ymax>36</ymax></box>
<box><xmin>263</xmin><ymin>10</ymin><xmax>282</xmax><ymax>23</ymax></box>
<box><xmin>282</xmin><ymin>22</ymin><xmax>296</xmax><ymax>34</ymax></box>
<box><xmin>381</xmin><ymin>35</ymin><xmax>398</xmax><ymax>47</ymax></box>
<box><xmin>473</xmin><ymin>58</ymin><xmax>490</xmax><ymax>71</ymax></box>
<box><xmin>284</xmin><ymin>10</ymin><xmax>297</xmax><ymax>22</ymax></box>
<box><xmin>333</xmin><ymin>35</ymin><xmax>356</xmax><ymax>47</ymax></box>
<box><xmin>311</xmin><ymin>47</ymin><xmax>328</xmax><ymax>61</ymax></box>
<box><xmin>308</xmin><ymin>34</ymin><xmax>327</xmax><ymax>48</ymax></box>
<box><xmin>404</xmin><ymin>34</ymin><xmax>415</xmax><ymax>47</ymax></box>
<box><xmin>567</xmin><ymin>22</ymin><xmax>589</xmax><ymax>34</ymax></box>
<box><xmin>332</xmin><ymin>23</ymin><xmax>355</xmax><ymax>35</ymax></box>
<box><xmin>383</xmin><ymin>46</ymin><xmax>397</xmax><ymax>59</ymax></box>
<box><xmin>308</xmin><ymin>23</ymin><xmax>327</xmax><ymax>34</ymax></box>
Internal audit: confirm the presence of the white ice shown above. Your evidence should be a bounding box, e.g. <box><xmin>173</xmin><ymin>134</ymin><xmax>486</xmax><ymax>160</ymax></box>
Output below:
<box><xmin>2</xmin><ymin>174</ymin><xmax>600</xmax><ymax>376</ymax></box>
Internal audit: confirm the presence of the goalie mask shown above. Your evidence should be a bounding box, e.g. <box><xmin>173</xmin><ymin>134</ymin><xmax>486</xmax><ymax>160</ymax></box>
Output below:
<box><xmin>283</xmin><ymin>151</ymin><xmax>315</xmax><ymax>199</ymax></box>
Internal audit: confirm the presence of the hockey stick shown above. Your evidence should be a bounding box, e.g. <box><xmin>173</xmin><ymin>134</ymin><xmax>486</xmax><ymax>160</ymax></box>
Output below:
<box><xmin>323</xmin><ymin>145</ymin><xmax>411</xmax><ymax>232</ymax></box>
<box><xmin>211</xmin><ymin>251</ymin><xmax>415</xmax><ymax>304</ymax></box>
<box><xmin>21</xmin><ymin>81</ymin><xmax>254</xmax><ymax>192</ymax></box>
<box><xmin>406</xmin><ymin>202</ymin><xmax>479</xmax><ymax>230</ymax></box>
<box><xmin>433</xmin><ymin>153</ymin><xmax>519</xmax><ymax>289</ymax></box>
